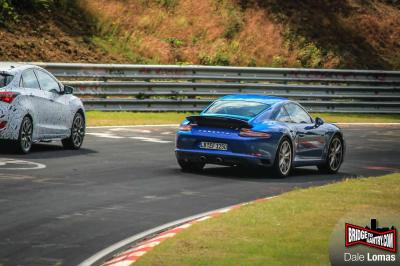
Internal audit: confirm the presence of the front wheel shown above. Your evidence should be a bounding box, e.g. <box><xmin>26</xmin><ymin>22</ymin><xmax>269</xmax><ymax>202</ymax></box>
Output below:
<box><xmin>16</xmin><ymin>116</ymin><xmax>33</xmax><ymax>154</ymax></box>
<box><xmin>318</xmin><ymin>136</ymin><xmax>343</xmax><ymax>174</ymax></box>
<box><xmin>62</xmin><ymin>112</ymin><xmax>85</xmax><ymax>150</ymax></box>
<box><xmin>178</xmin><ymin>159</ymin><xmax>205</xmax><ymax>172</ymax></box>
<box><xmin>272</xmin><ymin>138</ymin><xmax>292</xmax><ymax>178</ymax></box>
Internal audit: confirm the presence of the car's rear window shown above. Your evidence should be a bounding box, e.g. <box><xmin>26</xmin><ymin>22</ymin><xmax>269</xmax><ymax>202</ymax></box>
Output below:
<box><xmin>0</xmin><ymin>74</ymin><xmax>14</xmax><ymax>88</ymax></box>
<box><xmin>204</xmin><ymin>100</ymin><xmax>271</xmax><ymax>117</ymax></box>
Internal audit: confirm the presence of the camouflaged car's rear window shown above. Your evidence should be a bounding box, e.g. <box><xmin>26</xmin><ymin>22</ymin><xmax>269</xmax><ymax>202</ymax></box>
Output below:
<box><xmin>0</xmin><ymin>74</ymin><xmax>14</xmax><ymax>87</ymax></box>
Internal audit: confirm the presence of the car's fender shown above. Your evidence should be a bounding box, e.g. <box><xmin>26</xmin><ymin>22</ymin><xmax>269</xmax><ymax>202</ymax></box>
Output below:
<box><xmin>67</xmin><ymin>96</ymin><xmax>86</xmax><ymax>126</ymax></box>
<box><xmin>251</xmin><ymin>120</ymin><xmax>294</xmax><ymax>164</ymax></box>
<box><xmin>320</xmin><ymin>123</ymin><xmax>345</xmax><ymax>161</ymax></box>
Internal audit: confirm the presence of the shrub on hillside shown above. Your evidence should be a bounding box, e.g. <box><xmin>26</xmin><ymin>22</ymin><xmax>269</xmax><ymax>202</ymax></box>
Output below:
<box><xmin>15</xmin><ymin>0</ymin><xmax>72</xmax><ymax>9</ymax></box>
<box><xmin>0</xmin><ymin>0</ymin><xmax>16</xmax><ymax>24</ymax></box>
<box><xmin>155</xmin><ymin>0</ymin><xmax>179</xmax><ymax>9</ymax></box>
<box><xmin>0</xmin><ymin>0</ymin><xmax>71</xmax><ymax>24</ymax></box>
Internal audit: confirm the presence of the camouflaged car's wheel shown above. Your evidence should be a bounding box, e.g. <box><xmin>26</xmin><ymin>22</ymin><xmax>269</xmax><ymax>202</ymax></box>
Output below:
<box><xmin>178</xmin><ymin>159</ymin><xmax>205</xmax><ymax>172</ymax></box>
<box><xmin>272</xmin><ymin>138</ymin><xmax>292</xmax><ymax>178</ymax></box>
<box><xmin>62</xmin><ymin>112</ymin><xmax>85</xmax><ymax>150</ymax></box>
<box><xmin>318</xmin><ymin>136</ymin><xmax>343</xmax><ymax>174</ymax></box>
<box><xmin>16</xmin><ymin>116</ymin><xmax>33</xmax><ymax>154</ymax></box>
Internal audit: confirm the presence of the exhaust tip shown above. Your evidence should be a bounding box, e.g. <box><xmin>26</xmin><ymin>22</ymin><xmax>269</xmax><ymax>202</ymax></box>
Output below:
<box><xmin>216</xmin><ymin>157</ymin><xmax>223</xmax><ymax>163</ymax></box>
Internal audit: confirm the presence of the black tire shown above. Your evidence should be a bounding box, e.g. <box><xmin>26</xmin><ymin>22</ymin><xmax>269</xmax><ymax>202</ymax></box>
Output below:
<box><xmin>318</xmin><ymin>136</ymin><xmax>343</xmax><ymax>174</ymax></box>
<box><xmin>178</xmin><ymin>159</ymin><xmax>205</xmax><ymax>172</ymax></box>
<box><xmin>62</xmin><ymin>112</ymin><xmax>85</xmax><ymax>150</ymax></box>
<box><xmin>16</xmin><ymin>116</ymin><xmax>33</xmax><ymax>154</ymax></box>
<box><xmin>272</xmin><ymin>138</ymin><xmax>293</xmax><ymax>178</ymax></box>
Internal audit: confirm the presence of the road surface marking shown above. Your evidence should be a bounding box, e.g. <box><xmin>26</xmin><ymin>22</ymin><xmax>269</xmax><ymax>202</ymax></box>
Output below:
<box><xmin>87</xmin><ymin>131</ymin><xmax>172</xmax><ymax>143</ymax></box>
<box><xmin>87</xmin><ymin>124</ymin><xmax>178</xmax><ymax>129</ymax></box>
<box><xmin>108</xmin><ymin>128</ymin><xmax>152</xmax><ymax>133</ymax></box>
<box><xmin>86</xmin><ymin>133</ymin><xmax>125</xmax><ymax>139</ymax></box>
<box><xmin>130</xmin><ymin>137</ymin><xmax>171</xmax><ymax>143</ymax></box>
<box><xmin>0</xmin><ymin>159</ymin><xmax>46</xmax><ymax>170</ymax></box>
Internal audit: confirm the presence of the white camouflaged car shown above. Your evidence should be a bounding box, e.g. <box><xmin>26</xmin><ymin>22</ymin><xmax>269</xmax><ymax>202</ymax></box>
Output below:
<box><xmin>0</xmin><ymin>64</ymin><xmax>85</xmax><ymax>154</ymax></box>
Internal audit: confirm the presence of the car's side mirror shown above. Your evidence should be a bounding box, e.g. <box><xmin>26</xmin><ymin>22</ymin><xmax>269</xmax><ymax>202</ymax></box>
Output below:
<box><xmin>315</xmin><ymin>117</ymin><xmax>324</xmax><ymax>127</ymax></box>
<box><xmin>63</xmin><ymin>85</ymin><xmax>74</xmax><ymax>95</ymax></box>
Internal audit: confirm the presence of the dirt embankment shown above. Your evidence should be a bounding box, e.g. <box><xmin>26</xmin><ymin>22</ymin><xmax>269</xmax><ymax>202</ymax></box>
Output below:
<box><xmin>0</xmin><ymin>0</ymin><xmax>399</xmax><ymax>69</ymax></box>
<box><xmin>0</xmin><ymin>3</ymin><xmax>126</xmax><ymax>63</ymax></box>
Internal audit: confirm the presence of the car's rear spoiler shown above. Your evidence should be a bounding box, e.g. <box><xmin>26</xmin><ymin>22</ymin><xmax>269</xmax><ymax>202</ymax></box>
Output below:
<box><xmin>187</xmin><ymin>115</ymin><xmax>252</xmax><ymax>129</ymax></box>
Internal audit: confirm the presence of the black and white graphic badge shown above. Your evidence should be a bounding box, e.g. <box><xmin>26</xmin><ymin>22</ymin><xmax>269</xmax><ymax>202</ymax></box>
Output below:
<box><xmin>330</xmin><ymin>213</ymin><xmax>399</xmax><ymax>266</ymax></box>
<box><xmin>346</xmin><ymin>219</ymin><xmax>396</xmax><ymax>253</ymax></box>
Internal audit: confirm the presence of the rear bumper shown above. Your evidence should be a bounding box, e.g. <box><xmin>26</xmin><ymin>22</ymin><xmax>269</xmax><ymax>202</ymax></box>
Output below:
<box><xmin>175</xmin><ymin>149</ymin><xmax>273</xmax><ymax>167</ymax></box>
<box><xmin>175</xmin><ymin>129</ymin><xmax>281</xmax><ymax>167</ymax></box>
<box><xmin>0</xmin><ymin>123</ymin><xmax>19</xmax><ymax>140</ymax></box>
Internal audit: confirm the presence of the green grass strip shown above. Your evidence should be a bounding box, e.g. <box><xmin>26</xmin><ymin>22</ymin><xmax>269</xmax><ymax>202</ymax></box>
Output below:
<box><xmin>86</xmin><ymin>111</ymin><xmax>400</xmax><ymax>127</ymax></box>
<box><xmin>135</xmin><ymin>173</ymin><xmax>400</xmax><ymax>266</ymax></box>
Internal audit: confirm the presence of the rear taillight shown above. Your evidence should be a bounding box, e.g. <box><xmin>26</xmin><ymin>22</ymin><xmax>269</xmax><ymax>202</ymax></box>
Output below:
<box><xmin>0</xmin><ymin>92</ymin><xmax>19</xmax><ymax>104</ymax></box>
<box><xmin>0</xmin><ymin>121</ymin><xmax>7</xmax><ymax>129</ymax></box>
<box><xmin>239</xmin><ymin>128</ymin><xmax>271</xmax><ymax>138</ymax></box>
<box><xmin>179</xmin><ymin>124</ymin><xmax>192</xmax><ymax>131</ymax></box>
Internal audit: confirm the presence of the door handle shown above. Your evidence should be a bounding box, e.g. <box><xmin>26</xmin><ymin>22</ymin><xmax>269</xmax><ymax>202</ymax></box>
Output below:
<box><xmin>299</xmin><ymin>134</ymin><xmax>305</xmax><ymax>137</ymax></box>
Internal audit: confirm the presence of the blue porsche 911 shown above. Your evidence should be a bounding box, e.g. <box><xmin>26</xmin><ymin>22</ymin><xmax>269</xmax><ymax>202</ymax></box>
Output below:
<box><xmin>175</xmin><ymin>94</ymin><xmax>345</xmax><ymax>177</ymax></box>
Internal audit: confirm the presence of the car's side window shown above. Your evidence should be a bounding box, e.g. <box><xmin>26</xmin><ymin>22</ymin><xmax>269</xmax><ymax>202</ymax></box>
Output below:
<box><xmin>35</xmin><ymin>70</ymin><xmax>60</xmax><ymax>93</ymax></box>
<box><xmin>285</xmin><ymin>103</ymin><xmax>313</xmax><ymax>124</ymax></box>
<box><xmin>275</xmin><ymin>106</ymin><xmax>292</xmax><ymax>123</ymax></box>
<box><xmin>21</xmin><ymin>69</ymin><xmax>41</xmax><ymax>89</ymax></box>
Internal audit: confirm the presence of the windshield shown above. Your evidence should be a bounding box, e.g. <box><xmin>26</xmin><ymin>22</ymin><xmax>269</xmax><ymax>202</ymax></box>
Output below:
<box><xmin>0</xmin><ymin>74</ymin><xmax>13</xmax><ymax>88</ymax></box>
<box><xmin>204</xmin><ymin>100</ymin><xmax>271</xmax><ymax>117</ymax></box>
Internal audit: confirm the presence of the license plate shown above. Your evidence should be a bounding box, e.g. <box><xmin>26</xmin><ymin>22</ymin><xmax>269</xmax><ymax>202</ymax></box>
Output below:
<box><xmin>200</xmin><ymin>142</ymin><xmax>228</xmax><ymax>150</ymax></box>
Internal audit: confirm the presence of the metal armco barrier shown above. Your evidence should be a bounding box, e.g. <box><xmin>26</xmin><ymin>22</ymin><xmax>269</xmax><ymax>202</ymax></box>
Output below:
<box><xmin>34</xmin><ymin>63</ymin><xmax>400</xmax><ymax>113</ymax></box>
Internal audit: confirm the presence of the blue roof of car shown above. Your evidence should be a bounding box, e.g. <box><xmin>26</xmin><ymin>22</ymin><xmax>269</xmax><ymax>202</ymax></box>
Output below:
<box><xmin>218</xmin><ymin>94</ymin><xmax>287</xmax><ymax>104</ymax></box>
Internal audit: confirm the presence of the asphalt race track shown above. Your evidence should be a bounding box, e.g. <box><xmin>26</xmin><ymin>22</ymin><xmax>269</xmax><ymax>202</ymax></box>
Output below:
<box><xmin>0</xmin><ymin>124</ymin><xmax>399</xmax><ymax>266</ymax></box>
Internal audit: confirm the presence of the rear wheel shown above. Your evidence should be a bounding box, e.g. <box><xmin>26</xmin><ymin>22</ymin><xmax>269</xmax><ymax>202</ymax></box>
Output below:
<box><xmin>318</xmin><ymin>136</ymin><xmax>343</xmax><ymax>174</ymax></box>
<box><xmin>16</xmin><ymin>116</ymin><xmax>33</xmax><ymax>154</ymax></box>
<box><xmin>272</xmin><ymin>138</ymin><xmax>292</xmax><ymax>178</ymax></box>
<box><xmin>178</xmin><ymin>159</ymin><xmax>205</xmax><ymax>172</ymax></box>
<box><xmin>62</xmin><ymin>112</ymin><xmax>85</xmax><ymax>150</ymax></box>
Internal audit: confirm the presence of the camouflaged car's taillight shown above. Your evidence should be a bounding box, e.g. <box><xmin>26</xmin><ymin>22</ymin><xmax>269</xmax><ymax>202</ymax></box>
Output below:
<box><xmin>0</xmin><ymin>121</ymin><xmax>7</xmax><ymax>129</ymax></box>
<box><xmin>0</xmin><ymin>92</ymin><xmax>19</xmax><ymax>104</ymax></box>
